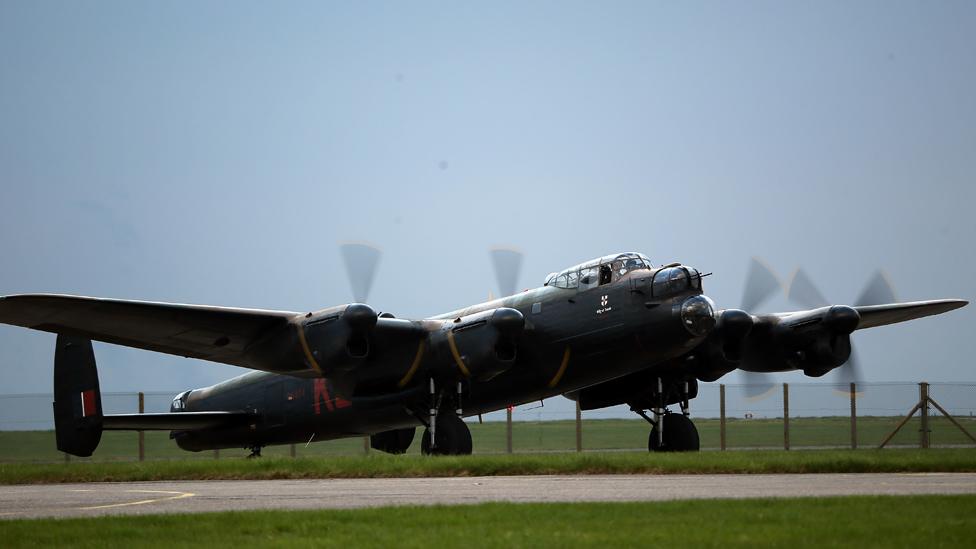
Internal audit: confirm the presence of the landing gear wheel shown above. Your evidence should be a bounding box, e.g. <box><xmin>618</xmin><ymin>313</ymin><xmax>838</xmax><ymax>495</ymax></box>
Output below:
<box><xmin>649</xmin><ymin>414</ymin><xmax>700</xmax><ymax>452</ymax></box>
<box><xmin>370</xmin><ymin>427</ymin><xmax>416</xmax><ymax>454</ymax></box>
<box><xmin>421</xmin><ymin>414</ymin><xmax>473</xmax><ymax>456</ymax></box>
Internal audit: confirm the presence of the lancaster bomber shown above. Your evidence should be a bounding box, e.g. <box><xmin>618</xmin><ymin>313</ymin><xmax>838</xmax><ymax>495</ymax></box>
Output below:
<box><xmin>0</xmin><ymin>249</ymin><xmax>966</xmax><ymax>456</ymax></box>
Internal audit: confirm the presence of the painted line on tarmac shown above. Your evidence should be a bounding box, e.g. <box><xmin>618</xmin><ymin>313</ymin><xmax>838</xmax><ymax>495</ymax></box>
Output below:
<box><xmin>78</xmin><ymin>490</ymin><xmax>195</xmax><ymax>511</ymax></box>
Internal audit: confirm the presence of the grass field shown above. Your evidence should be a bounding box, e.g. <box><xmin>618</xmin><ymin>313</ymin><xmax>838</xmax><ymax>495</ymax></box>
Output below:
<box><xmin>1</xmin><ymin>449</ymin><xmax>974</xmax><ymax>484</ymax></box>
<box><xmin>1</xmin><ymin>415</ymin><xmax>974</xmax><ymax>463</ymax></box>
<box><xmin>1</xmin><ymin>496</ymin><xmax>973</xmax><ymax>548</ymax></box>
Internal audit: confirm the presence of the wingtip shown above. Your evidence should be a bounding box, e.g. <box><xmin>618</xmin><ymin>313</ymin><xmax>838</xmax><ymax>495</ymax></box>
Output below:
<box><xmin>938</xmin><ymin>299</ymin><xmax>969</xmax><ymax>311</ymax></box>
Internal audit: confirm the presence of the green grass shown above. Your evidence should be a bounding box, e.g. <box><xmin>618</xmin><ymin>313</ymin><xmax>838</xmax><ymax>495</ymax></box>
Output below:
<box><xmin>2</xmin><ymin>449</ymin><xmax>975</xmax><ymax>485</ymax></box>
<box><xmin>2</xmin><ymin>415</ymin><xmax>973</xmax><ymax>463</ymax></box>
<box><xmin>2</xmin><ymin>496</ymin><xmax>974</xmax><ymax>548</ymax></box>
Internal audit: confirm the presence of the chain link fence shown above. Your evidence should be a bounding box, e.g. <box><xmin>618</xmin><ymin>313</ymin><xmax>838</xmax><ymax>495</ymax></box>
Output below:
<box><xmin>1</xmin><ymin>382</ymin><xmax>974</xmax><ymax>462</ymax></box>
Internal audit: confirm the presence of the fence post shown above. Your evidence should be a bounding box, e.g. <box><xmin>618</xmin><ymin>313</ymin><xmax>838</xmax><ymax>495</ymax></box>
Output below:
<box><xmin>506</xmin><ymin>406</ymin><xmax>513</xmax><ymax>454</ymax></box>
<box><xmin>213</xmin><ymin>449</ymin><xmax>220</xmax><ymax>459</ymax></box>
<box><xmin>138</xmin><ymin>392</ymin><xmax>145</xmax><ymax>462</ymax></box>
<box><xmin>290</xmin><ymin>443</ymin><xmax>297</xmax><ymax>458</ymax></box>
<box><xmin>920</xmin><ymin>382</ymin><xmax>930</xmax><ymax>449</ymax></box>
<box><xmin>719</xmin><ymin>384</ymin><xmax>727</xmax><ymax>451</ymax></box>
<box><xmin>575</xmin><ymin>400</ymin><xmax>582</xmax><ymax>453</ymax></box>
<box><xmin>363</xmin><ymin>436</ymin><xmax>370</xmax><ymax>455</ymax></box>
<box><xmin>783</xmin><ymin>383</ymin><xmax>790</xmax><ymax>451</ymax></box>
<box><xmin>850</xmin><ymin>382</ymin><xmax>857</xmax><ymax>449</ymax></box>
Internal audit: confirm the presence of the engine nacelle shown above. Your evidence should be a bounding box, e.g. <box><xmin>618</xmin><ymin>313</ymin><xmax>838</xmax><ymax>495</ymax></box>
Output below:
<box><xmin>685</xmin><ymin>309</ymin><xmax>754</xmax><ymax>382</ymax></box>
<box><xmin>433</xmin><ymin>307</ymin><xmax>525</xmax><ymax>381</ymax></box>
<box><xmin>302</xmin><ymin>303</ymin><xmax>378</xmax><ymax>375</ymax></box>
<box><xmin>739</xmin><ymin>306</ymin><xmax>858</xmax><ymax>377</ymax></box>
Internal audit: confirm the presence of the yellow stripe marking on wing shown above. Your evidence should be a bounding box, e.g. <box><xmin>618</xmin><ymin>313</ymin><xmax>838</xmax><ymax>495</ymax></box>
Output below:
<box><xmin>296</xmin><ymin>322</ymin><xmax>324</xmax><ymax>374</ymax></box>
<box><xmin>398</xmin><ymin>340</ymin><xmax>427</xmax><ymax>388</ymax></box>
<box><xmin>446</xmin><ymin>330</ymin><xmax>471</xmax><ymax>377</ymax></box>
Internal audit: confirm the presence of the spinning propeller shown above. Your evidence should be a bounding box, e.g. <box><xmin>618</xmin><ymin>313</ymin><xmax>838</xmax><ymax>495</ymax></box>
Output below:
<box><xmin>786</xmin><ymin>268</ymin><xmax>896</xmax><ymax>394</ymax></box>
<box><xmin>490</xmin><ymin>247</ymin><xmax>524</xmax><ymax>299</ymax></box>
<box><xmin>738</xmin><ymin>258</ymin><xmax>783</xmax><ymax>400</ymax></box>
<box><xmin>737</xmin><ymin>256</ymin><xmax>897</xmax><ymax>399</ymax></box>
<box><xmin>338</xmin><ymin>242</ymin><xmax>522</xmax><ymax>307</ymax></box>
<box><xmin>339</xmin><ymin>242</ymin><xmax>382</xmax><ymax>303</ymax></box>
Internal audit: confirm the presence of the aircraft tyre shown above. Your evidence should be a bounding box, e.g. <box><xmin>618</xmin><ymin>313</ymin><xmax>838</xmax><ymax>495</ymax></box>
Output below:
<box><xmin>420</xmin><ymin>414</ymin><xmax>473</xmax><ymax>456</ymax></box>
<box><xmin>370</xmin><ymin>427</ymin><xmax>416</xmax><ymax>454</ymax></box>
<box><xmin>649</xmin><ymin>414</ymin><xmax>700</xmax><ymax>452</ymax></box>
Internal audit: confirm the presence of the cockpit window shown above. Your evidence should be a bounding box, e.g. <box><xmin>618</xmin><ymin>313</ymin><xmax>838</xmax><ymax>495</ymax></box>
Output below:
<box><xmin>614</xmin><ymin>257</ymin><xmax>642</xmax><ymax>278</ymax></box>
<box><xmin>553</xmin><ymin>271</ymin><xmax>579</xmax><ymax>289</ymax></box>
<box><xmin>548</xmin><ymin>252</ymin><xmax>652</xmax><ymax>291</ymax></box>
<box><xmin>579</xmin><ymin>267</ymin><xmax>600</xmax><ymax>291</ymax></box>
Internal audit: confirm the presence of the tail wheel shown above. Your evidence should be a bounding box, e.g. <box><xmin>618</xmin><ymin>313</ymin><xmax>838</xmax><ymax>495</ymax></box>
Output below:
<box><xmin>421</xmin><ymin>414</ymin><xmax>473</xmax><ymax>456</ymax></box>
<box><xmin>649</xmin><ymin>413</ymin><xmax>700</xmax><ymax>452</ymax></box>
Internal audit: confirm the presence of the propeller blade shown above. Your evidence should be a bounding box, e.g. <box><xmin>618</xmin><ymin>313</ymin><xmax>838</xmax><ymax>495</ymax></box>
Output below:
<box><xmin>834</xmin><ymin>347</ymin><xmax>865</xmax><ymax>397</ymax></box>
<box><xmin>740</xmin><ymin>371</ymin><xmax>778</xmax><ymax>401</ymax></box>
<box><xmin>787</xmin><ymin>268</ymin><xmax>830</xmax><ymax>309</ymax></box>
<box><xmin>736</xmin><ymin>258</ymin><xmax>781</xmax><ymax>399</ymax></box>
<box><xmin>490</xmin><ymin>247</ymin><xmax>523</xmax><ymax>298</ymax></box>
<box><xmin>837</xmin><ymin>270</ymin><xmax>893</xmax><ymax>395</ymax></box>
<box><xmin>855</xmin><ymin>270</ymin><xmax>897</xmax><ymax>307</ymax></box>
<box><xmin>339</xmin><ymin>242</ymin><xmax>382</xmax><ymax>303</ymax></box>
<box><xmin>741</xmin><ymin>257</ymin><xmax>781</xmax><ymax>312</ymax></box>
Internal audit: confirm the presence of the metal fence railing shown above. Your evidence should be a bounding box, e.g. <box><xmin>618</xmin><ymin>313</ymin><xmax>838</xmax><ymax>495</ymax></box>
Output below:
<box><xmin>0</xmin><ymin>382</ymin><xmax>974</xmax><ymax>462</ymax></box>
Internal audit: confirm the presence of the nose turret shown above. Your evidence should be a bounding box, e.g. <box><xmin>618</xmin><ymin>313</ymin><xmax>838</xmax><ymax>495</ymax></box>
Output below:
<box><xmin>679</xmin><ymin>295</ymin><xmax>716</xmax><ymax>336</ymax></box>
<box><xmin>645</xmin><ymin>263</ymin><xmax>716</xmax><ymax>339</ymax></box>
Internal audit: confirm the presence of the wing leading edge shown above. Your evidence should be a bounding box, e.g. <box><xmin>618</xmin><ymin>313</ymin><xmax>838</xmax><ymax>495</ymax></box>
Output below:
<box><xmin>0</xmin><ymin>294</ymin><xmax>300</xmax><ymax>368</ymax></box>
<box><xmin>854</xmin><ymin>299</ymin><xmax>968</xmax><ymax>330</ymax></box>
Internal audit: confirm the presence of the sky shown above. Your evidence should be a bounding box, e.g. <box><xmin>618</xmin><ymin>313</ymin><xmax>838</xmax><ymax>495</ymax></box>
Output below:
<box><xmin>0</xmin><ymin>2</ymin><xmax>974</xmax><ymax>421</ymax></box>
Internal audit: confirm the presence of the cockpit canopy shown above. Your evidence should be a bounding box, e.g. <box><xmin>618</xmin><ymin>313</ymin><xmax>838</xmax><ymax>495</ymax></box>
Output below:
<box><xmin>544</xmin><ymin>252</ymin><xmax>652</xmax><ymax>290</ymax></box>
<box><xmin>170</xmin><ymin>390</ymin><xmax>191</xmax><ymax>412</ymax></box>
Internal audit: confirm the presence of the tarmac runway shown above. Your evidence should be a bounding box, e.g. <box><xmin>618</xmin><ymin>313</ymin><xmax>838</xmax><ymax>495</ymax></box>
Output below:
<box><xmin>2</xmin><ymin>473</ymin><xmax>975</xmax><ymax>520</ymax></box>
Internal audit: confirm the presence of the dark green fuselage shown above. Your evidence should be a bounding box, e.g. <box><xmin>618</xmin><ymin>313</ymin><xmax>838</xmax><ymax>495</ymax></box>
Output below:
<box><xmin>175</xmin><ymin>261</ymin><xmax>707</xmax><ymax>451</ymax></box>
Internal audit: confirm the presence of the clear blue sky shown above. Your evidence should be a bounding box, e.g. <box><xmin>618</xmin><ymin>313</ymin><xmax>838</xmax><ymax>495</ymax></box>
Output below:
<box><xmin>1</xmin><ymin>2</ymin><xmax>973</xmax><ymax>408</ymax></box>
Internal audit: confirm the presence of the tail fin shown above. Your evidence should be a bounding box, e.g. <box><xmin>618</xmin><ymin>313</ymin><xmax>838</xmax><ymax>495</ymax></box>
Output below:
<box><xmin>53</xmin><ymin>335</ymin><xmax>103</xmax><ymax>456</ymax></box>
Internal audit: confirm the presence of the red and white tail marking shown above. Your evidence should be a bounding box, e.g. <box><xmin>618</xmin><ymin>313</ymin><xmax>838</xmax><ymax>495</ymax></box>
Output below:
<box><xmin>80</xmin><ymin>390</ymin><xmax>96</xmax><ymax>417</ymax></box>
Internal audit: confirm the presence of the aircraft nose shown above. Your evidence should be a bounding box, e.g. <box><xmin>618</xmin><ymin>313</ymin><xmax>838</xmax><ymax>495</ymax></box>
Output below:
<box><xmin>679</xmin><ymin>295</ymin><xmax>716</xmax><ymax>337</ymax></box>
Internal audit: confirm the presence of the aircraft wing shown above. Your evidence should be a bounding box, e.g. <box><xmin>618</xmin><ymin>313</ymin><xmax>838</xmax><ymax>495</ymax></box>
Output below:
<box><xmin>102</xmin><ymin>411</ymin><xmax>255</xmax><ymax>431</ymax></box>
<box><xmin>854</xmin><ymin>299</ymin><xmax>968</xmax><ymax>330</ymax></box>
<box><xmin>0</xmin><ymin>294</ymin><xmax>300</xmax><ymax>368</ymax></box>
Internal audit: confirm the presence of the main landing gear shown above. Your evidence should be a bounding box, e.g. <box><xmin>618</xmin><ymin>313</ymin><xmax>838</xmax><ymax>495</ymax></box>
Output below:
<box><xmin>632</xmin><ymin>378</ymin><xmax>700</xmax><ymax>452</ymax></box>
<box><xmin>418</xmin><ymin>378</ymin><xmax>473</xmax><ymax>456</ymax></box>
